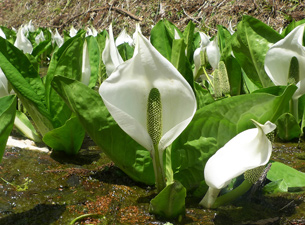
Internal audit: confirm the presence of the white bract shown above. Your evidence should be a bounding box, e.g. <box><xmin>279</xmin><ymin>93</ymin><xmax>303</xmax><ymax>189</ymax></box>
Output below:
<box><xmin>14</xmin><ymin>27</ymin><xmax>33</xmax><ymax>54</ymax></box>
<box><xmin>115</xmin><ymin>28</ymin><xmax>134</xmax><ymax>46</ymax></box>
<box><xmin>81</xmin><ymin>40</ymin><xmax>91</xmax><ymax>86</ymax></box>
<box><xmin>86</xmin><ymin>27</ymin><xmax>98</xmax><ymax>37</ymax></box>
<box><xmin>99</xmin><ymin>31</ymin><xmax>197</xmax><ymax>190</ymax></box>
<box><xmin>193</xmin><ymin>32</ymin><xmax>221</xmax><ymax>79</ymax></box>
<box><xmin>53</xmin><ymin>29</ymin><xmax>64</xmax><ymax>47</ymax></box>
<box><xmin>0</xmin><ymin>68</ymin><xmax>12</xmax><ymax>97</ymax></box>
<box><xmin>69</xmin><ymin>26</ymin><xmax>78</xmax><ymax>37</ymax></box>
<box><xmin>35</xmin><ymin>30</ymin><xmax>45</xmax><ymax>45</ymax></box>
<box><xmin>102</xmin><ymin>24</ymin><xmax>124</xmax><ymax>76</ymax></box>
<box><xmin>0</xmin><ymin>28</ymin><xmax>6</xmax><ymax>39</ymax></box>
<box><xmin>265</xmin><ymin>24</ymin><xmax>305</xmax><ymax>100</ymax></box>
<box><xmin>200</xmin><ymin>120</ymin><xmax>276</xmax><ymax>208</ymax></box>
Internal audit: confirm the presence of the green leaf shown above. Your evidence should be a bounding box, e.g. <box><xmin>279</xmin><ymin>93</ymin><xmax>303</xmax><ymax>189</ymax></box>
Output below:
<box><xmin>275</xmin><ymin>112</ymin><xmax>301</xmax><ymax>141</ymax></box>
<box><xmin>171</xmin><ymin>39</ymin><xmax>193</xmax><ymax>88</ymax></box>
<box><xmin>231</xmin><ymin>15</ymin><xmax>283</xmax><ymax>88</ymax></box>
<box><xmin>193</xmin><ymin>82</ymin><xmax>215</xmax><ymax>110</ymax></box>
<box><xmin>45</xmin><ymin>35</ymin><xmax>85</xmax><ymax>127</ymax></box>
<box><xmin>86</xmin><ymin>36</ymin><xmax>100</xmax><ymax>89</ymax></box>
<box><xmin>14</xmin><ymin>111</ymin><xmax>41</xmax><ymax>142</ymax></box>
<box><xmin>0</xmin><ymin>37</ymin><xmax>53</xmax><ymax>136</ymax></box>
<box><xmin>263</xmin><ymin>179</ymin><xmax>288</xmax><ymax>194</ymax></box>
<box><xmin>51</xmin><ymin>75</ymin><xmax>154</xmax><ymax>184</ymax></box>
<box><xmin>149</xmin><ymin>181</ymin><xmax>186</xmax><ymax>219</ymax></box>
<box><xmin>267</xmin><ymin>161</ymin><xmax>305</xmax><ymax>189</ymax></box>
<box><xmin>150</xmin><ymin>20</ymin><xmax>174</xmax><ymax>61</ymax></box>
<box><xmin>183</xmin><ymin>21</ymin><xmax>195</xmax><ymax>63</ymax></box>
<box><xmin>117</xmin><ymin>42</ymin><xmax>134</xmax><ymax>61</ymax></box>
<box><xmin>0</xmin><ymin>95</ymin><xmax>17</xmax><ymax>161</ymax></box>
<box><xmin>172</xmin><ymin>85</ymin><xmax>296</xmax><ymax>190</ymax></box>
<box><xmin>43</xmin><ymin>116</ymin><xmax>85</xmax><ymax>155</ymax></box>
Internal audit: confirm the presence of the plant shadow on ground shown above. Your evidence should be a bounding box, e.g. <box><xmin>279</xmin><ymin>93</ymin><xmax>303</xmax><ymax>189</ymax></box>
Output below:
<box><xmin>0</xmin><ymin>204</ymin><xmax>66</xmax><ymax>225</ymax></box>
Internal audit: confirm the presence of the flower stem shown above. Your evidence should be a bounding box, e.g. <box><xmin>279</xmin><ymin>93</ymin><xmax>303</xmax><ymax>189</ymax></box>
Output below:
<box><xmin>212</xmin><ymin>180</ymin><xmax>252</xmax><ymax>208</ymax></box>
<box><xmin>152</xmin><ymin>145</ymin><xmax>166</xmax><ymax>192</ymax></box>
<box><xmin>199</xmin><ymin>187</ymin><xmax>221</xmax><ymax>208</ymax></box>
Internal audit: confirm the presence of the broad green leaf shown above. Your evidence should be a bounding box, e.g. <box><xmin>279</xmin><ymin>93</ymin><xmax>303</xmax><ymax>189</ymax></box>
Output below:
<box><xmin>267</xmin><ymin>161</ymin><xmax>305</xmax><ymax>188</ymax></box>
<box><xmin>117</xmin><ymin>42</ymin><xmax>134</xmax><ymax>61</ymax></box>
<box><xmin>150</xmin><ymin>20</ymin><xmax>174</xmax><ymax>61</ymax></box>
<box><xmin>231</xmin><ymin>15</ymin><xmax>283</xmax><ymax>88</ymax></box>
<box><xmin>51</xmin><ymin>75</ymin><xmax>154</xmax><ymax>184</ymax></box>
<box><xmin>95</xmin><ymin>30</ymin><xmax>108</xmax><ymax>80</ymax></box>
<box><xmin>275</xmin><ymin>113</ymin><xmax>301</xmax><ymax>141</ymax></box>
<box><xmin>171</xmin><ymin>39</ymin><xmax>193</xmax><ymax>88</ymax></box>
<box><xmin>281</xmin><ymin>19</ymin><xmax>305</xmax><ymax>37</ymax></box>
<box><xmin>32</xmin><ymin>39</ymin><xmax>52</xmax><ymax>59</ymax></box>
<box><xmin>183</xmin><ymin>21</ymin><xmax>195</xmax><ymax>63</ymax></box>
<box><xmin>172</xmin><ymin>85</ymin><xmax>296</xmax><ymax>190</ymax></box>
<box><xmin>45</xmin><ymin>35</ymin><xmax>85</xmax><ymax>127</ymax></box>
<box><xmin>43</xmin><ymin>116</ymin><xmax>85</xmax><ymax>155</ymax></box>
<box><xmin>0</xmin><ymin>95</ymin><xmax>17</xmax><ymax>161</ymax></box>
<box><xmin>0</xmin><ymin>37</ymin><xmax>53</xmax><ymax>136</ymax></box>
<box><xmin>0</xmin><ymin>26</ymin><xmax>16</xmax><ymax>43</ymax></box>
<box><xmin>263</xmin><ymin>179</ymin><xmax>288</xmax><ymax>194</ymax></box>
<box><xmin>193</xmin><ymin>82</ymin><xmax>215</xmax><ymax>110</ymax></box>
<box><xmin>149</xmin><ymin>181</ymin><xmax>186</xmax><ymax>219</ymax></box>
<box><xmin>86</xmin><ymin>36</ymin><xmax>100</xmax><ymax>89</ymax></box>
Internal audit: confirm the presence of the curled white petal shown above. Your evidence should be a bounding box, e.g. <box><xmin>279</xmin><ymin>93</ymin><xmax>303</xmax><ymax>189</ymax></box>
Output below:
<box><xmin>35</xmin><ymin>30</ymin><xmax>45</xmax><ymax>45</ymax></box>
<box><xmin>81</xmin><ymin>40</ymin><xmax>91</xmax><ymax>86</ymax></box>
<box><xmin>99</xmin><ymin>32</ymin><xmax>197</xmax><ymax>152</ymax></box>
<box><xmin>204</xmin><ymin>120</ymin><xmax>276</xmax><ymax>189</ymax></box>
<box><xmin>69</xmin><ymin>26</ymin><xmax>78</xmax><ymax>37</ymax></box>
<box><xmin>0</xmin><ymin>28</ymin><xmax>6</xmax><ymax>39</ymax></box>
<box><xmin>54</xmin><ymin>29</ymin><xmax>64</xmax><ymax>47</ymax></box>
<box><xmin>206</xmin><ymin>39</ymin><xmax>220</xmax><ymax>69</ymax></box>
<box><xmin>14</xmin><ymin>27</ymin><xmax>33</xmax><ymax>54</ymax></box>
<box><xmin>115</xmin><ymin>28</ymin><xmax>134</xmax><ymax>46</ymax></box>
<box><xmin>102</xmin><ymin>24</ymin><xmax>124</xmax><ymax>76</ymax></box>
<box><xmin>265</xmin><ymin>24</ymin><xmax>305</xmax><ymax>99</ymax></box>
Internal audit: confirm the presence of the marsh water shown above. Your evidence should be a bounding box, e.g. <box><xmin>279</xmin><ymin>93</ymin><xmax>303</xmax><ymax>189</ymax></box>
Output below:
<box><xmin>0</xmin><ymin>134</ymin><xmax>305</xmax><ymax>225</ymax></box>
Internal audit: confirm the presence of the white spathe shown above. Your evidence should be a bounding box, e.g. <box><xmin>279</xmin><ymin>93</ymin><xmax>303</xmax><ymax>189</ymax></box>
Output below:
<box><xmin>81</xmin><ymin>40</ymin><xmax>91</xmax><ymax>86</ymax></box>
<box><xmin>265</xmin><ymin>24</ymin><xmax>305</xmax><ymax>99</ymax></box>
<box><xmin>0</xmin><ymin>28</ymin><xmax>6</xmax><ymax>39</ymax></box>
<box><xmin>0</xmin><ymin>68</ymin><xmax>10</xmax><ymax>97</ymax></box>
<box><xmin>204</xmin><ymin>120</ymin><xmax>276</xmax><ymax>190</ymax></box>
<box><xmin>54</xmin><ymin>29</ymin><xmax>64</xmax><ymax>47</ymax></box>
<box><xmin>115</xmin><ymin>28</ymin><xmax>134</xmax><ymax>46</ymax></box>
<box><xmin>69</xmin><ymin>26</ymin><xmax>78</xmax><ymax>37</ymax></box>
<box><xmin>14</xmin><ymin>27</ymin><xmax>33</xmax><ymax>54</ymax></box>
<box><xmin>35</xmin><ymin>30</ymin><xmax>45</xmax><ymax>45</ymax></box>
<box><xmin>102</xmin><ymin>24</ymin><xmax>124</xmax><ymax>76</ymax></box>
<box><xmin>99</xmin><ymin>32</ymin><xmax>197</xmax><ymax>153</ymax></box>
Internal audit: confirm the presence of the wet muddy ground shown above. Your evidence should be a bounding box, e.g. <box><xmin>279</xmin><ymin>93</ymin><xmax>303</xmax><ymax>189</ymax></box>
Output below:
<box><xmin>0</xmin><ymin>135</ymin><xmax>305</xmax><ymax>225</ymax></box>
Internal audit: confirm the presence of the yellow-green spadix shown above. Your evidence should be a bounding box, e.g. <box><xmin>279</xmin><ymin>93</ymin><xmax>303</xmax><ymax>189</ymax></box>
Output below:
<box><xmin>99</xmin><ymin>31</ymin><xmax>197</xmax><ymax>156</ymax></box>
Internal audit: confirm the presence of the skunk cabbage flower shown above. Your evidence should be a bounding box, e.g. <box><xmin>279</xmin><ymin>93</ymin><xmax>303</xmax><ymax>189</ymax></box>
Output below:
<box><xmin>99</xmin><ymin>32</ymin><xmax>197</xmax><ymax>191</ymax></box>
<box><xmin>53</xmin><ymin>29</ymin><xmax>64</xmax><ymax>47</ymax></box>
<box><xmin>228</xmin><ymin>21</ymin><xmax>235</xmax><ymax>35</ymax></box>
<box><xmin>14</xmin><ymin>27</ymin><xmax>33</xmax><ymax>54</ymax></box>
<box><xmin>206</xmin><ymin>39</ymin><xmax>221</xmax><ymax>69</ymax></box>
<box><xmin>265</xmin><ymin>24</ymin><xmax>305</xmax><ymax>100</ymax></box>
<box><xmin>26</xmin><ymin>20</ymin><xmax>35</xmax><ymax>32</ymax></box>
<box><xmin>132</xmin><ymin>23</ymin><xmax>142</xmax><ymax>45</ymax></box>
<box><xmin>200</xmin><ymin>120</ymin><xmax>276</xmax><ymax>208</ymax></box>
<box><xmin>0</xmin><ymin>68</ymin><xmax>12</xmax><ymax>97</ymax></box>
<box><xmin>35</xmin><ymin>30</ymin><xmax>45</xmax><ymax>45</ymax></box>
<box><xmin>81</xmin><ymin>40</ymin><xmax>91</xmax><ymax>86</ymax></box>
<box><xmin>69</xmin><ymin>26</ymin><xmax>78</xmax><ymax>37</ymax></box>
<box><xmin>0</xmin><ymin>28</ymin><xmax>6</xmax><ymax>39</ymax></box>
<box><xmin>193</xmin><ymin>32</ymin><xmax>211</xmax><ymax>77</ymax></box>
<box><xmin>102</xmin><ymin>24</ymin><xmax>124</xmax><ymax>76</ymax></box>
<box><xmin>115</xmin><ymin>28</ymin><xmax>134</xmax><ymax>46</ymax></box>
<box><xmin>86</xmin><ymin>27</ymin><xmax>98</xmax><ymax>37</ymax></box>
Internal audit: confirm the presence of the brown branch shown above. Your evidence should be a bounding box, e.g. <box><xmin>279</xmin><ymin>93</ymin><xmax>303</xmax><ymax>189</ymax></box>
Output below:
<box><xmin>60</xmin><ymin>5</ymin><xmax>142</xmax><ymax>28</ymax></box>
